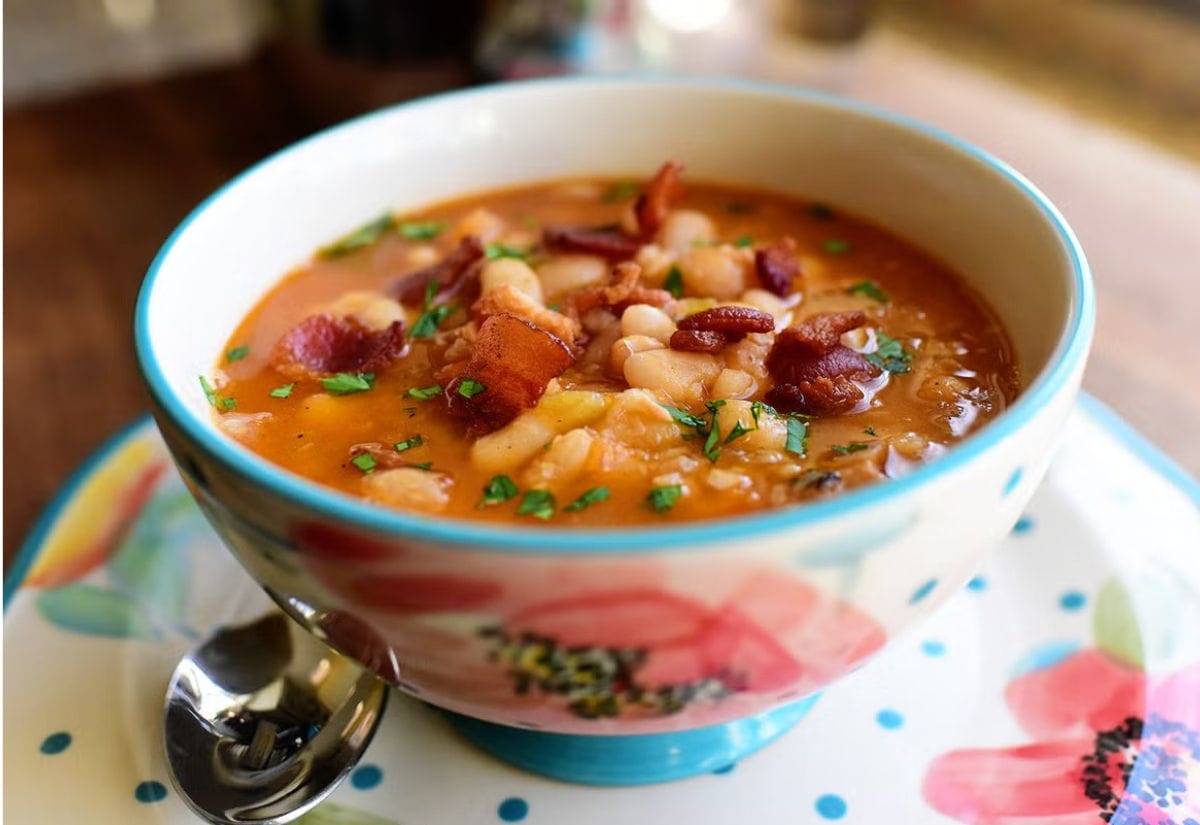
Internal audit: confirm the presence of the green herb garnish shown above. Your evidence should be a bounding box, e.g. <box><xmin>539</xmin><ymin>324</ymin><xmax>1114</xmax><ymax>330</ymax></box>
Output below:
<box><xmin>663</xmin><ymin>265</ymin><xmax>684</xmax><ymax>299</ymax></box>
<box><xmin>457</xmin><ymin>379</ymin><xmax>486</xmax><ymax>398</ymax></box>
<box><xmin>564</xmin><ymin>487</ymin><xmax>610</xmax><ymax>512</ymax></box>
<box><xmin>601</xmin><ymin>181</ymin><xmax>639</xmax><ymax>203</ymax></box>
<box><xmin>407</xmin><ymin>385</ymin><xmax>443</xmax><ymax>400</ymax></box>
<box><xmin>319</xmin><ymin>213</ymin><xmax>396</xmax><ymax>258</ymax></box>
<box><xmin>734</xmin><ymin>235</ymin><xmax>754</xmax><ymax>248</ymax></box>
<box><xmin>478</xmin><ymin>475</ymin><xmax>519</xmax><ymax>508</ymax></box>
<box><xmin>409</xmin><ymin>461</ymin><xmax>434</xmax><ymax>471</ymax></box>
<box><xmin>750</xmin><ymin>400</ymin><xmax>777</xmax><ymax>428</ymax></box>
<box><xmin>864</xmin><ymin>426</ymin><xmax>877</xmax><ymax>436</ymax></box>
<box><xmin>393</xmin><ymin>435</ymin><xmax>424</xmax><ymax>453</ymax></box>
<box><xmin>810</xmin><ymin>203</ymin><xmax>834</xmax><ymax>220</ymax></box>
<box><xmin>410</xmin><ymin>280</ymin><xmax>459</xmax><ymax>339</ymax></box>
<box><xmin>647</xmin><ymin>484</ymin><xmax>683</xmax><ymax>513</ymax></box>
<box><xmin>865</xmin><ymin>332</ymin><xmax>914</xmax><ymax>374</ymax></box>
<box><xmin>517</xmin><ymin>489</ymin><xmax>556</xmax><ymax>520</ymax></box>
<box><xmin>661</xmin><ymin>404</ymin><xmax>706</xmax><ymax>429</ymax></box>
<box><xmin>269</xmin><ymin>383</ymin><xmax>295</xmax><ymax>399</ymax></box>
<box><xmin>226</xmin><ymin>345</ymin><xmax>250</xmax><ymax>363</ymax></box>
<box><xmin>847</xmin><ymin>281</ymin><xmax>888</xmax><ymax>303</ymax></box>
<box><xmin>199</xmin><ymin>376</ymin><xmax>237</xmax><ymax>411</ymax></box>
<box><xmin>724</xmin><ymin>421</ymin><xmax>751</xmax><ymax>444</ymax></box>
<box><xmin>321</xmin><ymin>372</ymin><xmax>375</xmax><ymax>395</ymax></box>
<box><xmin>823</xmin><ymin>239</ymin><xmax>852</xmax><ymax>255</ymax></box>
<box><xmin>785</xmin><ymin>417</ymin><xmax>809</xmax><ymax>457</ymax></box>
<box><xmin>831</xmin><ymin>442</ymin><xmax>870</xmax><ymax>455</ymax></box>
<box><xmin>484</xmin><ymin>242</ymin><xmax>529</xmax><ymax>261</ymax></box>
<box><xmin>350</xmin><ymin>453</ymin><xmax>377</xmax><ymax>474</ymax></box>
<box><xmin>398</xmin><ymin>220</ymin><xmax>444</xmax><ymax>240</ymax></box>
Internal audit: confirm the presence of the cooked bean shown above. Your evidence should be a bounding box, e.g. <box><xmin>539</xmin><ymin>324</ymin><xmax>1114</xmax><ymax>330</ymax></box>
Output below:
<box><xmin>611</xmin><ymin>334</ymin><xmax>666</xmax><ymax>374</ymax></box>
<box><xmin>621</xmin><ymin>304</ymin><xmax>676</xmax><ymax>342</ymax></box>
<box><xmin>657</xmin><ymin>209</ymin><xmax>716</xmax><ymax>255</ymax></box>
<box><xmin>537</xmin><ymin>254</ymin><xmax>608</xmax><ymax>297</ymax></box>
<box><xmin>623</xmin><ymin>348</ymin><xmax>722</xmax><ymax>407</ymax></box>
<box><xmin>679</xmin><ymin>246</ymin><xmax>748</xmax><ymax>300</ymax></box>
<box><xmin>363</xmin><ymin>468</ymin><xmax>452</xmax><ymax>512</ymax></box>
<box><xmin>480</xmin><ymin>258</ymin><xmax>544</xmax><ymax>303</ymax></box>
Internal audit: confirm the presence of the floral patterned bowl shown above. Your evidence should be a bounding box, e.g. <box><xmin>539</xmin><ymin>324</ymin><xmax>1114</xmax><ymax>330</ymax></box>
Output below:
<box><xmin>134</xmin><ymin>77</ymin><xmax>1094</xmax><ymax>784</ymax></box>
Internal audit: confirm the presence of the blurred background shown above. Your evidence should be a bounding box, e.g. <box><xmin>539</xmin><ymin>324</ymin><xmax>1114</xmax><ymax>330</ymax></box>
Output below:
<box><xmin>5</xmin><ymin>0</ymin><xmax>1200</xmax><ymax>562</ymax></box>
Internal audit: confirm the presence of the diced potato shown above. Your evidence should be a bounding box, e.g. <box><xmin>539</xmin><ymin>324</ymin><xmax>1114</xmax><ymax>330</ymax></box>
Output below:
<box><xmin>522</xmin><ymin>428</ymin><xmax>595</xmax><ymax>489</ymax></box>
<box><xmin>714</xmin><ymin>400</ymin><xmax>788</xmax><ymax>452</ymax></box>
<box><xmin>481</xmin><ymin>258</ymin><xmax>544</xmax><ymax>303</ymax></box>
<box><xmin>598</xmin><ymin>389</ymin><xmax>681</xmax><ymax>451</ymax></box>
<box><xmin>623</xmin><ymin>349</ymin><xmax>722</xmax><ymax>407</ymax></box>
<box><xmin>534</xmin><ymin>390</ymin><xmax>612</xmax><ymax>430</ymax></box>
<box><xmin>470</xmin><ymin>413</ymin><xmax>555</xmax><ymax>476</ymax></box>
<box><xmin>363</xmin><ymin>468</ymin><xmax>452</xmax><ymax>512</ymax></box>
<box><xmin>537</xmin><ymin>254</ymin><xmax>608</xmax><ymax>297</ymax></box>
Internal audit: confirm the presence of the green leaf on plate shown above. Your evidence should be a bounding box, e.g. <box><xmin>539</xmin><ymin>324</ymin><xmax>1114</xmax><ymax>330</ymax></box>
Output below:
<box><xmin>35</xmin><ymin>584</ymin><xmax>160</xmax><ymax>639</ymax></box>
<box><xmin>1093</xmin><ymin>578</ymin><xmax>1144</xmax><ymax>669</ymax></box>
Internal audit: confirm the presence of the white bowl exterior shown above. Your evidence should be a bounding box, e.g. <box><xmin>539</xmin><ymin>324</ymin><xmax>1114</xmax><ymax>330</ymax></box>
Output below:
<box><xmin>140</xmin><ymin>79</ymin><xmax>1090</xmax><ymax>734</ymax></box>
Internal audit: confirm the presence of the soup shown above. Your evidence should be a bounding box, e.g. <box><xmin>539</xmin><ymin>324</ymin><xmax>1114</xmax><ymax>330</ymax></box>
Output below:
<box><xmin>208</xmin><ymin>162</ymin><xmax>1018</xmax><ymax>525</ymax></box>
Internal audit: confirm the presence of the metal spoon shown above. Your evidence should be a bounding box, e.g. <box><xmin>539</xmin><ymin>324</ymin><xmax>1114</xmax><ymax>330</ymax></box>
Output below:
<box><xmin>164</xmin><ymin>613</ymin><xmax>388</xmax><ymax>824</ymax></box>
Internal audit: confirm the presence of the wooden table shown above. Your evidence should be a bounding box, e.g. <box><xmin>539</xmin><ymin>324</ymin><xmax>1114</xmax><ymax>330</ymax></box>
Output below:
<box><xmin>6</xmin><ymin>38</ymin><xmax>1199</xmax><ymax>570</ymax></box>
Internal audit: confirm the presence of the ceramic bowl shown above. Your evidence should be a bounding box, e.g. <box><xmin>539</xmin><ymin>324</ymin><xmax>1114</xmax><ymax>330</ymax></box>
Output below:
<box><xmin>134</xmin><ymin>77</ymin><xmax>1094</xmax><ymax>784</ymax></box>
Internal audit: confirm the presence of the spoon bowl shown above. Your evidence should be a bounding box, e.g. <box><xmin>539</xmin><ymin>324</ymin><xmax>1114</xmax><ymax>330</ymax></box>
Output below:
<box><xmin>164</xmin><ymin>613</ymin><xmax>388</xmax><ymax>824</ymax></box>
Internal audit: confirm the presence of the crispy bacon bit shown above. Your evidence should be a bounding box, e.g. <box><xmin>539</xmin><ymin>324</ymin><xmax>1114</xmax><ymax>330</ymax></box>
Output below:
<box><xmin>447</xmin><ymin>313</ymin><xmax>574</xmax><ymax>434</ymax></box>
<box><xmin>767</xmin><ymin>376</ymin><xmax>864</xmax><ymax>417</ymax></box>
<box><xmin>570</xmin><ymin>262</ymin><xmax>675</xmax><ymax>318</ymax></box>
<box><xmin>765</xmin><ymin>311</ymin><xmax>878</xmax><ymax>416</ymax></box>
<box><xmin>274</xmin><ymin>314</ymin><xmax>407</xmax><ymax>379</ymax></box>
<box><xmin>543</xmin><ymin>226</ymin><xmax>641</xmax><ymax>259</ymax></box>
<box><xmin>669</xmin><ymin>329</ymin><xmax>727</xmax><ymax>353</ymax></box>
<box><xmin>473</xmin><ymin>284</ymin><xmax>582</xmax><ymax>346</ymax></box>
<box><xmin>678</xmin><ymin>306</ymin><xmax>775</xmax><ymax>335</ymax></box>
<box><xmin>389</xmin><ymin>236</ymin><xmax>484</xmax><ymax>306</ymax></box>
<box><xmin>755</xmin><ymin>237</ymin><xmax>800</xmax><ymax>297</ymax></box>
<box><xmin>635</xmin><ymin>160</ymin><xmax>684</xmax><ymax>238</ymax></box>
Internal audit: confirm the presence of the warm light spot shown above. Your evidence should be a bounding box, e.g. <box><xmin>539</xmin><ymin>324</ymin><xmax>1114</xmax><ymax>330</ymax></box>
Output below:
<box><xmin>103</xmin><ymin>0</ymin><xmax>156</xmax><ymax>32</ymax></box>
<box><xmin>645</xmin><ymin>0</ymin><xmax>731</xmax><ymax>33</ymax></box>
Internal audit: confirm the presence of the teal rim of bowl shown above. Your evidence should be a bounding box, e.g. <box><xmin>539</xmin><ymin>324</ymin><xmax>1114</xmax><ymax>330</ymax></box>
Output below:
<box><xmin>134</xmin><ymin>75</ymin><xmax>1096</xmax><ymax>553</ymax></box>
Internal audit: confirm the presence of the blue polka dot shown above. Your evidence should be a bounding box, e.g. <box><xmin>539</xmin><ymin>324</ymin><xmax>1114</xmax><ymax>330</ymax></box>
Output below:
<box><xmin>134</xmin><ymin>781</ymin><xmax>167</xmax><ymax>804</ymax></box>
<box><xmin>966</xmin><ymin>576</ymin><xmax>987</xmax><ymax>592</ymax></box>
<box><xmin>876</xmin><ymin>709</ymin><xmax>904</xmax><ymax>729</ymax></box>
<box><xmin>921</xmin><ymin>639</ymin><xmax>946</xmax><ymax>657</ymax></box>
<box><xmin>40</xmin><ymin>732</ymin><xmax>72</xmax><ymax>755</ymax></box>
<box><xmin>1003</xmin><ymin>467</ymin><xmax>1024</xmax><ymax>497</ymax></box>
<box><xmin>1059</xmin><ymin>591</ymin><xmax>1087</xmax><ymax>611</ymax></box>
<box><xmin>815</xmin><ymin>794</ymin><xmax>847</xmax><ymax>819</ymax></box>
<box><xmin>909</xmin><ymin>578</ymin><xmax>938</xmax><ymax>604</ymax></box>
<box><xmin>350</xmin><ymin>764</ymin><xmax>382</xmax><ymax>790</ymax></box>
<box><xmin>1013</xmin><ymin>515</ymin><xmax>1034</xmax><ymax>533</ymax></box>
<box><xmin>497</xmin><ymin>797</ymin><xmax>529</xmax><ymax>822</ymax></box>
<box><xmin>712</xmin><ymin>763</ymin><xmax>736</xmax><ymax>774</ymax></box>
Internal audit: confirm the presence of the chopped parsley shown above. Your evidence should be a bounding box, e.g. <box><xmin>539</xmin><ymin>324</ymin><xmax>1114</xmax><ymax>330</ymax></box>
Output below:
<box><xmin>199</xmin><ymin>376</ymin><xmax>237</xmax><ymax>411</ymax></box>
<box><xmin>484</xmin><ymin>242</ymin><xmax>530</xmax><ymax>261</ymax></box>
<box><xmin>564</xmin><ymin>487</ymin><xmax>610</xmax><ymax>512</ymax></box>
<box><xmin>661</xmin><ymin>404</ymin><xmax>706</xmax><ymax>429</ymax></box>
<box><xmin>831</xmin><ymin>442</ymin><xmax>870</xmax><ymax>455</ymax></box>
<box><xmin>864</xmin><ymin>426</ymin><xmax>877</xmax><ymax>436</ymax></box>
<box><xmin>865</xmin><ymin>332</ymin><xmax>914</xmax><ymax>374</ymax></box>
<box><xmin>601</xmin><ymin>181</ymin><xmax>639</xmax><ymax>203</ymax></box>
<box><xmin>647</xmin><ymin>484</ymin><xmax>683</xmax><ymax>513</ymax></box>
<box><xmin>398</xmin><ymin>220</ymin><xmax>444</xmax><ymax>240</ymax></box>
<box><xmin>734</xmin><ymin>235</ymin><xmax>754</xmax><ymax>248</ymax></box>
<box><xmin>350</xmin><ymin>453</ymin><xmax>377</xmax><ymax>474</ymax></box>
<box><xmin>393</xmin><ymin>435</ymin><xmax>424</xmax><ymax>453</ymax></box>
<box><xmin>750</xmin><ymin>400</ymin><xmax>777</xmax><ymax>427</ymax></box>
<box><xmin>269</xmin><ymin>383</ymin><xmax>295</xmax><ymax>399</ymax></box>
<box><xmin>478</xmin><ymin>475</ymin><xmax>519</xmax><ymax>508</ymax></box>
<box><xmin>823</xmin><ymin>238</ymin><xmax>852</xmax><ymax>255</ymax></box>
<box><xmin>226</xmin><ymin>345</ymin><xmax>250</xmax><ymax>363</ymax></box>
<box><xmin>409</xmin><ymin>461</ymin><xmax>434</xmax><ymax>471</ymax></box>
<box><xmin>847</xmin><ymin>281</ymin><xmax>889</xmax><ymax>303</ymax></box>
<box><xmin>662</xmin><ymin>265</ymin><xmax>684</xmax><ymax>299</ymax></box>
<box><xmin>785</xmin><ymin>417</ymin><xmax>808</xmax><ymax>457</ymax></box>
<box><xmin>407</xmin><ymin>385</ymin><xmax>443</xmax><ymax>400</ymax></box>
<box><xmin>410</xmin><ymin>280</ymin><xmax>458</xmax><ymax>339</ymax></box>
<box><xmin>321</xmin><ymin>372</ymin><xmax>375</xmax><ymax>395</ymax></box>
<box><xmin>810</xmin><ymin>203</ymin><xmax>834</xmax><ymax>220</ymax></box>
<box><xmin>457</xmin><ymin>379</ymin><xmax>486</xmax><ymax>398</ymax></box>
<box><xmin>517</xmin><ymin>489</ymin><xmax>556</xmax><ymax>520</ymax></box>
<box><xmin>701</xmin><ymin>400</ymin><xmax>726</xmax><ymax>462</ymax></box>
<box><xmin>724</xmin><ymin>421</ymin><xmax>751</xmax><ymax>444</ymax></box>
<box><xmin>319</xmin><ymin>213</ymin><xmax>396</xmax><ymax>258</ymax></box>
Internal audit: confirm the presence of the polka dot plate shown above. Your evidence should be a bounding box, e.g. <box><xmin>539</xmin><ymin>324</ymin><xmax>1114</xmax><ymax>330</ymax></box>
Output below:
<box><xmin>5</xmin><ymin>394</ymin><xmax>1199</xmax><ymax>824</ymax></box>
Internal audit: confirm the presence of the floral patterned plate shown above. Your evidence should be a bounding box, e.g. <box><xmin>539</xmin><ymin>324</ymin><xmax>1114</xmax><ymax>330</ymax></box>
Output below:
<box><xmin>5</xmin><ymin>394</ymin><xmax>1199</xmax><ymax>825</ymax></box>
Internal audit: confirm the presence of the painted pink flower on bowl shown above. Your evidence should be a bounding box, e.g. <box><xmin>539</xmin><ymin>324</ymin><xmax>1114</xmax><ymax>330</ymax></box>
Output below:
<box><xmin>923</xmin><ymin>647</ymin><xmax>1200</xmax><ymax>824</ymax></box>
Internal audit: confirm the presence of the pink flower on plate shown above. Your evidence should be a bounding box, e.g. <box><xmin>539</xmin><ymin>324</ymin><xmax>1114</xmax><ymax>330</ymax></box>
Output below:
<box><xmin>923</xmin><ymin>648</ymin><xmax>1200</xmax><ymax>824</ymax></box>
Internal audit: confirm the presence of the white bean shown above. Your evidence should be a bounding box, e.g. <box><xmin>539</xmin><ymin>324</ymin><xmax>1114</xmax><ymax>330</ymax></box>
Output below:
<box><xmin>623</xmin><ymin>349</ymin><xmax>722</xmax><ymax>407</ymax></box>
<box><xmin>711</xmin><ymin>368</ymin><xmax>757</xmax><ymax>400</ymax></box>
<box><xmin>321</xmin><ymin>290</ymin><xmax>406</xmax><ymax>331</ymax></box>
<box><xmin>657</xmin><ymin>209</ymin><xmax>716</xmax><ymax>255</ymax></box>
<box><xmin>679</xmin><ymin>246</ymin><xmax>748</xmax><ymax>300</ymax></box>
<box><xmin>610</xmin><ymin>334</ymin><xmax>666</xmax><ymax>375</ymax></box>
<box><xmin>452</xmin><ymin>207</ymin><xmax>505</xmax><ymax>244</ymax></box>
<box><xmin>537</xmin><ymin>254</ymin><xmax>608</xmax><ymax>297</ymax></box>
<box><xmin>620</xmin><ymin>304</ymin><xmax>676</xmax><ymax>342</ymax></box>
<box><xmin>480</xmin><ymin>258</ymin><xmax>544</xmax><ymax>303</ymax></box>
<box><xmin>363</xmin><ymin>468</ymin><xmax>452</xmax><ymax>512</ymax></box>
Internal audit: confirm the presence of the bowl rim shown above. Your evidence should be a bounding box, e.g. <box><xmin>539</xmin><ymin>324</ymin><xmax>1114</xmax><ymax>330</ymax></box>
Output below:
<box><xmin>134</xmin><ymin>75</ymin><xmax>1095</xmax><ymax>552</ymax></box>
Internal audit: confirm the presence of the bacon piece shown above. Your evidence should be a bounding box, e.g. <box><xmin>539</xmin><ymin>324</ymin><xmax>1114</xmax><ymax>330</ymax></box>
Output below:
<box><xmin>775</xmin><ymin>311</ymin><xmax>869</xmax><ymax>357</ymax></box>
<box><xmin>766</xmin><ymin>376</ymin><xmax>864</xmax><ymax>417</ymax></box>
<box><xmin>473</xmin><ymin>283</ymin><xmax>582</xmax><ymax>346</ymax></box>
<box><xmin>635</xmin><ymin>160</ymin><xmax>684</xmax><ymax>238</ymax></box>
<box><xmin>570</xmin><ymin>262</ymin><xmax>675</xmax><ymax>318</ymax></box>
<box><xmin>447</xmin><ymin>313</ymin><xmax>575</xmax><ymax>434</ymax></box>
<box><xmin>274</xmin><ymin>314</ymin><xmax>407</xmax><ymax>379</ymax></box>
<box><xmin>388</xmin><ymin>236</ymin><xmax>484</xmax><ymax>306</ymax></box>
<box><xmin>543</xmin><ymin>226</ymin><xmax>641</xmax><ymax>259</ymax></box>
<box><xmin>670</xmin><ymin>329</ymin><xmax>726</xmax><ymax>353</ymax></box>
<box><xmin>678</xmin><ymin>306</ymin><xmax>774</xmax><ymax>336</ymax></box>
<box><xmin>755</xmin><ymin>238</ymin><xmax>801</xmax><ymax>297</ymax></box>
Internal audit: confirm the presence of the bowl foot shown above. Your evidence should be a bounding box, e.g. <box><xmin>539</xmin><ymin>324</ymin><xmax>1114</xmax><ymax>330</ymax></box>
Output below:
<box><xmin>441</xmin><ymin>694</ymin><xmax>820</xmax><ymax>785</ymax></box>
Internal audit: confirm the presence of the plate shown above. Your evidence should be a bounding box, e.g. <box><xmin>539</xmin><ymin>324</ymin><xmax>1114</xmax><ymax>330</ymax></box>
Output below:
<box><xmin>5</xmin><ymin>395</ymin><xmax>1199</xmax><ymax>824</ymax></box>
